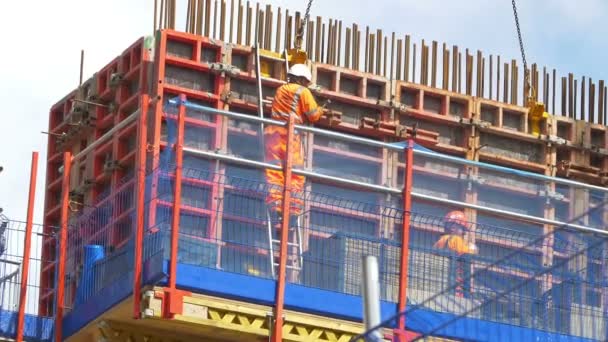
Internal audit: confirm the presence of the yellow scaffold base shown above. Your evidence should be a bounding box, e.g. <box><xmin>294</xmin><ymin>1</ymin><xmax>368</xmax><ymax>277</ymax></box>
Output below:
<box><xmin>66</xmin><ymin>286</ymin><xmax>393</xmax><ymax>342</ymax></box>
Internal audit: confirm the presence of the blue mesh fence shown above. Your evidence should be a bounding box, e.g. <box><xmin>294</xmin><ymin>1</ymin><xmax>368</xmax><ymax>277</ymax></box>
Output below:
<box><xmin>57</xmin><ymin>99</ymin><xmax>608</xmax><ymax>342</ymax></box>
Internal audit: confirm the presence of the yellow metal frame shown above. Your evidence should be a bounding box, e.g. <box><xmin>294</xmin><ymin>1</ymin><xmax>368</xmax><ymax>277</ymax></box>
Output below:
<box><xmin>143</xmin><ymin>287</ymin><xmax>372</xmax><ymax>341</ymax></box>
<box><xmin>257</xmin><ymin>48</ymin><xmax>309</xmax><ymax>79</ymax></box>
<box><xmin>66</xmin><ymin>287</ymin><xmax>394</xmax><ymax>342</ymax></box>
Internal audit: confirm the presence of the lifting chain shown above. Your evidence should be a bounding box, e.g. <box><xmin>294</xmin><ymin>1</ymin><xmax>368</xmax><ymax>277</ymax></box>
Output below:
<box><xmin>511</xmin><ymin>0</ymin><xmax>533</xmax><ymax>99</ymax></box>
<box><xmin>294</xmin><ymin>0</ymin><xmax>314</xmax><ymax>50</ymax></box>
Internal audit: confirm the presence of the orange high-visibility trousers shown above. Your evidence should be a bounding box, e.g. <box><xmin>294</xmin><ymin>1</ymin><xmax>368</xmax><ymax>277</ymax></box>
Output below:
<box><xmin>264</xmin><ymin>126</ymin><xmax>305</xmax><ymax>215</ymax></box>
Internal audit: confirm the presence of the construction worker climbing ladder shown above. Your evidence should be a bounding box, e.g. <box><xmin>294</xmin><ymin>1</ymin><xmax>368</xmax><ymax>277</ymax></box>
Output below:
<box><xmin>264</xmin><ymin>64</ymin><xmax>326</xmax><ymax>215</ymax></box>
<box><xmin>433</xmin><ymin>210</ymin><xmax>477</xmax><ymax>298</ymax></box>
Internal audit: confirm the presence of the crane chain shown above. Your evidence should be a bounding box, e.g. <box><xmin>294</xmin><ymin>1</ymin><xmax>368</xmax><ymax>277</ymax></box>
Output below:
<box><xmin>294</xmin><ymin>0</ymin><xmax>314</xmax><ymax>50</ymax></box>
<box><xmin>511</xmin><ymin>0</ymin><xmax>532</xmax><ymax>99</ymax></box>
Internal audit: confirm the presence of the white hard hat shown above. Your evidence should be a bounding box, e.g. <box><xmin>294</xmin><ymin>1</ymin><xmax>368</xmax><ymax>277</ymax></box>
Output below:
<box><xmin>288</xmin><ymin>64</ymin><xmax>312</xmax><ymax>82</ymax></box>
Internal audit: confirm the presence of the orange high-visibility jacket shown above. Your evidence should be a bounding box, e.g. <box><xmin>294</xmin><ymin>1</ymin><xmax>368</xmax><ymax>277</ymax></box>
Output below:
<box><xmin>270</xmin><ymin>83</ymin><xmax>323</xmax><ymax>124</ymax></box>
<box><xmin>434</xmin><ymin>234</ymin><xmax>474</xmax><ymax>255</ymax></box>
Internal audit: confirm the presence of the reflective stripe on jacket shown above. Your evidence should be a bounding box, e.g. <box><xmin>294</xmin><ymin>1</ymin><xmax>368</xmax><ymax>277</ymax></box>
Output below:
<box><xmin>271</xmin><ymin>83</ymin><xmax>323</xmax><ymax>125</ymax></box>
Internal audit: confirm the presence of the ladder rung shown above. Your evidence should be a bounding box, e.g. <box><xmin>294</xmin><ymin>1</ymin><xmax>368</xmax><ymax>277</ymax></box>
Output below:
<box><xmin>273</xmin><ymin>263</ymin><xmax>301</xmax><ymax>270</ymax></box>
<box><xmin>271</xmin><ymin>239</ymin><xmax>300</xmax><ymax>247</ymax></box>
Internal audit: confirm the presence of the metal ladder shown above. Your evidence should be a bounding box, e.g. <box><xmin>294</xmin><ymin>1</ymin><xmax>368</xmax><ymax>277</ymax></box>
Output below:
<box><xmin>266</xmin><ymin>210</ymin><xmax>304</xmax><ymax>280</ymax></box>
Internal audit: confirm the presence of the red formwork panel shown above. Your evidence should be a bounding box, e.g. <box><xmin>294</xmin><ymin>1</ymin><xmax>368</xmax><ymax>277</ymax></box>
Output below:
<box><xmin>394</xmin><ymin>81</ymin><xmax>473</xmax><ymax>157</ymax></box>
<box><xmin>473</xmin><ymin>98</ymin><xmax>549</xmax><ymax>174</ymax></box>
<box><xmin>149</xmin><ymin>30</ymin><xmax>228</xmax><ymax>260</ymax></box>
<box><xmin>40</xmin><ymin>36</ymin><xmax>149</xmax><ymax>316</ymax></box>
<box><xmin>554</xmin><ymin>116</ymin><xmax>608</xmax><ymax>185</ymax></box>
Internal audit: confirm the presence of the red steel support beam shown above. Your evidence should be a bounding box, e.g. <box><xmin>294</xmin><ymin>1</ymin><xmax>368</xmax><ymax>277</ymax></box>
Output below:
<box><xmin>165</xmin><ymin>94</ymin><xmax>186</xmax><ymax>317</ymax></box>
<box><xmin>133</xmin><ymin>94</ymin><xmax>150</xmax><ymax>318</ymax></box>
<box><xmin>55</xmin><ymin>151</ymin><xmax>72</xmax><ymax>342</ymax></box>
<box><xmin>397</xmin><ymin>139</ymin><xmax>414</xmax><ymax>333</ymax></box>
<box><xmin>272</xmin><ymin>115</ymin><xmax>295</xmax><ymax>342</ymax></box>
<box><xmin>16</xmin><ymin>152</ymin><xmax>38</xmax><ymax>342</ymax></box>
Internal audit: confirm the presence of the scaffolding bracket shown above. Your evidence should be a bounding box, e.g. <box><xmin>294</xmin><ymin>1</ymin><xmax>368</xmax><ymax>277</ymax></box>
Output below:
<box><xmin>109</xmin><ymin>73</ymin><xmax>125</xmax><ymax>89</ymax></box>
<box><xmin>377</xmin><ymin>99</ymin><xmax>405</xmax><ymax>111</ymax></box>
<box><xmin>220</xmin><ymin>90</ymin><xmax>236</xmax><ymax>103</ymax></box>
<box><xmin>460</xmin><ymin>117</ymin><xmax>490</xmax><ymax>129</ymax></box>
<box><xmin>540</xmin><ymin>134</ymin><xmax>567</xmax><ymax>147</ymax></box>
<box><xmin>154</xmin><ymin>288</ymin><xmax>193</xmax><ymax>318</ymax></box>
<box><xmin>459</xmin><ymin>172</ymin><xmax>485</xmax><ymax>191</ymax></box>
<box><xmin>538</xmin><ymin>188</ymin><xmax>565</xmax><ymax>203</ymax></box>
<box><xmin>209</xmin><ymin>62</ymin><xmax>241</xmax><ymax>77</ymax></box>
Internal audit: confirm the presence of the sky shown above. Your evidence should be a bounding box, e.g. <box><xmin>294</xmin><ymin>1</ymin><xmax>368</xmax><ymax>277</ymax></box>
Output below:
<box><xmin>1</xmin><ymin>0</ymin><xmax>607</xmax><ymax>226</ymax></box>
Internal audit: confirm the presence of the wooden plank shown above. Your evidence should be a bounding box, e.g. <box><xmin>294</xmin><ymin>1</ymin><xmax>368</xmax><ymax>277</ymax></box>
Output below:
<box><xmin>569</xmin><ymin>73</ymin><xmax>574</xmax><ymax>118</ymax></box>
<box><xmin>338</xmin><ymin>21</ymin><xmax>343</xmax><ymax>67</ymax></box>
<box><xmin>431</xmin><ymin>41</ymin><xmax>438</xmax><ymax>88</ymax></box>
<box><xmin>236</xmin><ymin>0</ymin><xmax>243</xmax><ymax>43</ymax></box>
<box><xmin>355</xmin><ymin>29</ymin><xmax>361</xmax><ymax>70</ymax></box>
<box><xmin>581</xmin><ymin>76</ymin><xmax>586</xmax><ymax>121</ymax></box>
<box><xmin>599</xmin><ymin>80</ymin><xmax>605</xmax><ymax>123</ymax></box>
<box><xmin>257</xmin><ymin>9</ymin><xmax>264</xmax><ymax>46</ymax></box>
<box><xmin>390</xmin><ymin>32</ymin><xmax>396</xmax><ymax>80</ymax></box>
<box><xmin>443</xmin><ymin>43</ymin><xmax>449</xmax><ymax>90</ymax></box>
<box><xmin>422</xmin><ymin>40</ymin><xmax>428</xmax><ymax>85</ymax></box>
<box><xmin>405</xmin><ymin>35</ymin><xmax>411</xmax><ymax>82</ymax></box>
<box><xmin>574</xmin><ymin>79</ymin><xmax>578</xmax><ymax>120</ymax></box>
<box><xmin>286</xmin><ymin>11</ymin><xmax>292</xmax><ymax>50</ymax></box>
<box><xmin>510</xmin><ymin>60</ymin><xmax>517</xmax><ymax>105</ymax></box>
<box><xmin>489</xmin><ymin>55</ymin><xmax>493</xmax><ymax>99</ymax></box>
<box><xmin>383</xmin><ymin>36</ymin><xmax>388</xmax><ymax>77</ymax></box>
<box><xmin>552</xmin><ymin>69</ymin><xmax>556</xmax><ymax>115</ymax></box>
<box><xmin>604</xmin><ymin>86</ymin><xmax>607</xmax><ymax>125</ymax></box>
<box><xmin>315</xmin><ymin>16</ymin><xmax>322</xmax><ymax>62</ymax></box>
<box><xmin>561</xmin><ymin>77</ymin><xmax>567</xmax><ymax>116</ymax></box>
<box><xmin>523</xmin><ymin>68</ymin><xmax>530</xmax><ymax>106</ymax></box>
<box><xmin>220</xmin><ymin>0</ymin><xmax>226</xmax><ymax>41</ymax></box>
<box><xmin>503</xmin><ymin>63</ymin><xmax>509</xmax><ymax>103</ymax></box>
<box><xmin>198</xmin><ymin>0</ymin><xmax>205</xmax><ymax>35</ymax></box>
<box><xmin>377</xmin><ymin>30</ymin><xmax>382</xmax><ymax>75</ymax></box>
<box><xmin>496</xmin><ymin>55</ymin><xmax>501</xmax><ymax>101</ymax></box>
<box><xmin>214</xmin><ymin>0</ymin><xmax>219</xmax><ymax>39</ymax></box>
<box><xmin>458</xmin><ymin>51</ymin><xmax>462</xmax><ymax>93</ymax></box>
<box><xmin>514</xmin><ymin>62</ymin><xmax>519</xmax><ymax>105</ymax></box>
<box><xmin>481</xmin><ymin>57</ymin><xmax>486</xmax><ymax>98</ymax></box>
<box><xmin>245</xmin><ymin>1</ymin><xmax>251</xmax><ymax>45</ymax></box>
<box><xmin>345</xmin><ymin>27</ymin><xmax>352</xmax><ymax>69</ymax></box>
<box><xmin>452</xmin><ymin>45</ymin><xmax>458</xmax><ymax>92</ymax></box>
<box><xmin>369</xmin><ymin>33</ymin><xmax>375</xmax><ymax>74</ymax></box>
<box><xmin>476</xmin><ymin>50</ymin><xmax>482</xmax><ymax>97</ymax></box>
<box><xmin>413</xmin><ymin>43</ymin><xmax>417</xmax><ymax>84</ymax></box>
<box><xmin>306</xmin><ymin>20</ymin><xmax>313</xmax><ymax>57</ymax></box>
<box><xmin>353</xmin><ymin>24</ymin><xmax>359</xmax><ymax>69</ymax></box>
<box><xmin>326</xmin><ymin>19</ymin><xmax>333</xmax><ymax>64</ymax></box>
<box><xmin>265</xmin><ymin>4</ymin><xmax>272</xmax><ymax>50</ymax></box>
<box><xmin>186</xmin><ymin>0</ymin><xmax>192</xmax><ymax>33</ymax></box>
<box><xmin>466</xmin><ymin>49</ymin><xmax>473</xmax><ymax>95</ymax></box>
<box><xmin>532</xmin><ymin>63</ymin><xmax>538</xmax><ymax>101</ymax></box>
<box><xmin>543</xmin><ymin>66</ymin><xmax>548</xmax><ymax>106</ymax></box>
<box><xmin>396</xmin><ymin>38</ymin><xmax>402</xmax><ymax>81</ymax></box>
<box><xmin>365</xmin><ymin>26</ymin><xmax>370</xmax><ymax>73</ymax></box>
<box><xmin>590</xmin><ymin>78</ymin><xmax>596</xmax><ymax>123</ymax></box>
<box><xmin>205</xmin><ymin>0</ymin><xmax>212</xmax><ymax>37</ymax></box>
<box><xmin>321</xmin><ymin>23</ymin><xmax>326</xmax><ymax>63</ymax></box>
<box><xmin>229</xmin><ymin>0</ymin><xmax>235</xmax><ymax>42</ymax></box>
<box><xmin>275</xmin><ymin>8</ymin><xmax>282</xmax><ymax>52</ymax></box>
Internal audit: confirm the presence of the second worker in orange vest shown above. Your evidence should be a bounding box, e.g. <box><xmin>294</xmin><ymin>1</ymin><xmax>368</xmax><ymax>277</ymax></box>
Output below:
<box><xmin>265</xmin><ymin>64</ymin><xmax>325</xmax><ymax>215</ymax></box>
